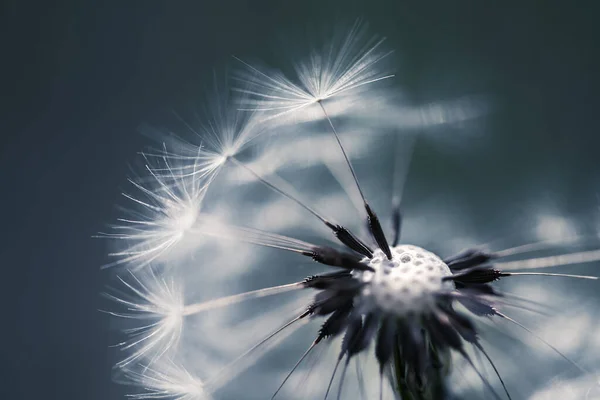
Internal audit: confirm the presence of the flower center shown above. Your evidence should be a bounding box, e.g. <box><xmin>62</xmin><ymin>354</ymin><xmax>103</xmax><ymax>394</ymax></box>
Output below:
<box><xmin>356</xmin><ymin>245</ymin><xmax>454</xmax><ymax>316</ymax></box>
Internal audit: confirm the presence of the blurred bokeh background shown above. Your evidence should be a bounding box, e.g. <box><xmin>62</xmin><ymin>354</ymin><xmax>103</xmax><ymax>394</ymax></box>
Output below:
<box><xmin>3</xmin><ymin>1</ymin><xmax>600</xmax><ymax>399</ymax></box>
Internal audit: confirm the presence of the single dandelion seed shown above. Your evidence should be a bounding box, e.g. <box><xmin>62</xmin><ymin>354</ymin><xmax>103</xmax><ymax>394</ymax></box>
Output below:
<box><xmin>235</xmin><ymin>20</ymin><xmax>395</xmax><ymax>261</ymax></box>
<box><xmin>123</xmin><ymin>359</ymin><xmax>212</xmax><ymax>400</ymax></box>
<box><xmin>146</xmin><ymin>77</ymin><xmax>265</xmax><ymax>181</ymax></box>
<box><xmin>235</xmin><ymin>19</ymin><xmax>394</xmax><ymax>120</ymax></box>
<box><xmin>105</xmin><ymin>269</ymin><xmax>184</xmax><ymax>368</ymax></box>
<box><xmin>98</xmin><ymin>149</ymin><xmax>210</xmax><ymax>269</ymax></box>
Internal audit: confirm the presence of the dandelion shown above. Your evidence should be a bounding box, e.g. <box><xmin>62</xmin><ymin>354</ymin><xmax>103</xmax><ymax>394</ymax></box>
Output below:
<box><xmin>103</xmin><ymin>22</ymin><xmax>600</xmax><ymax>400</ymax></box>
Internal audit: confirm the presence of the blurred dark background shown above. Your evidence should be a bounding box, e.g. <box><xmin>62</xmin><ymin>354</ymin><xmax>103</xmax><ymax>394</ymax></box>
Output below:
<box><xmin>2</xmin><ymin>1</ymin><xmax>599</xmax><ymax>399</ymax></box>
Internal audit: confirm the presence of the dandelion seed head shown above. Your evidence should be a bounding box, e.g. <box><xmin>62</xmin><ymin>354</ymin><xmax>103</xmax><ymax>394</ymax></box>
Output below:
<box><xmin>103</xmin><ymin>20</ymin><xmax>600</xmax><ymax>400</ymax></box>
<box><xmin>356</xmin><ymin>245</ymin><xmax>454</xmax><ymax>315</ymax></box>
